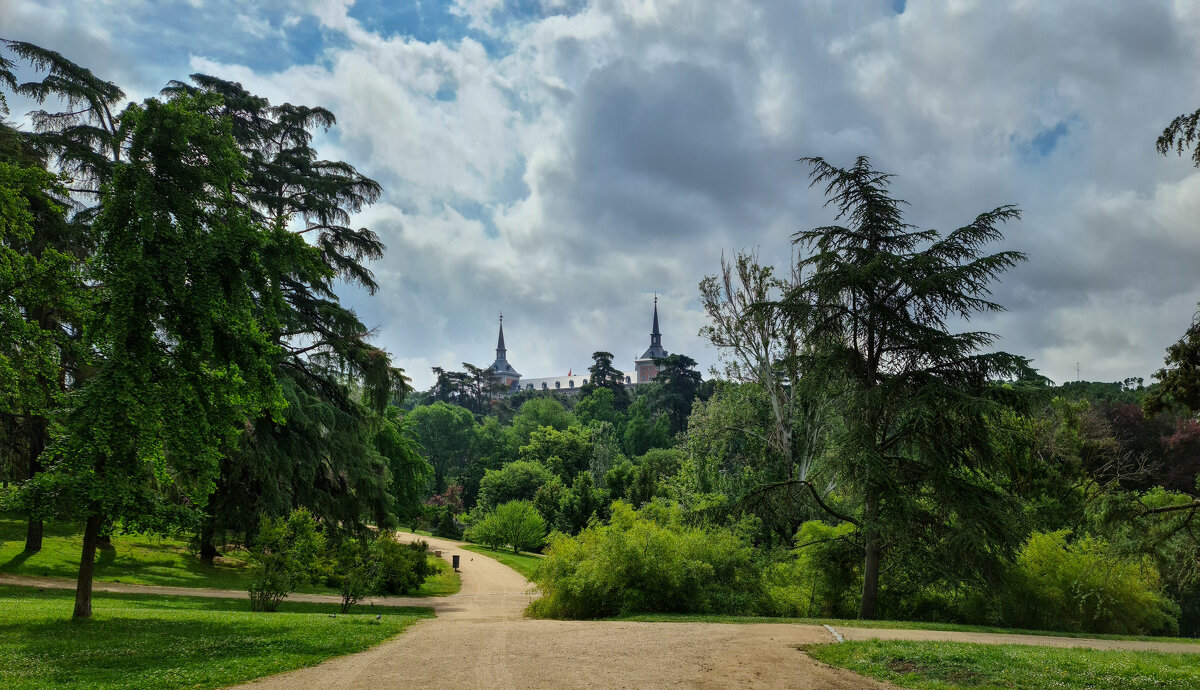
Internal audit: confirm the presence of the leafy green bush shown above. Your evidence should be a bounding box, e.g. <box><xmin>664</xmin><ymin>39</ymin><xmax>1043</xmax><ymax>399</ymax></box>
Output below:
<box><xmin>763</xmin><ymin>520</ymin><xmax>861</xmax><ymax>618</ymax></box>
<box><xmin>1000</xmin><ymin>530</ymin><xmax>1180</xmax><ymax>635</ymax></box>
<box><xmin>465</xmin><ymin>500</ymin><xmax>546</xmax><ymax>554</ymax></box>
<box><xmin>331</xmin><ymin>538</ymin><xmax>377</xmax><ymax>613</ymax></box>
<box><xmin>372</xmin><ymin>533</ymin><xmax>433</xmax><ymax>595</ymax></box>
<box><xmin>433</xmin><ymin>507</ymin><xmax>463</xmax><ymax>539</ymax></box>
<box><xmin>528</xmin><ymin>501</ymin><xmax>762</xmax><ymax>618</ymax></box>
<box><xmin>247</xmin><ymin>509</ymin><xmax>326</xmax><ymax>612</ymax></box>
<box><xmin>477</xmin><ymin>460</ymin><xmax>555</xmax><ymax>509</ymax></box>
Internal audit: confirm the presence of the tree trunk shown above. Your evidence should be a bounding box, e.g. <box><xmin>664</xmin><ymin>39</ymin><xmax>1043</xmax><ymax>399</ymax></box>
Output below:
<box><xmin>25</xmin><ymin>519</ymin><xmax>43</xmax><ymax>554</ymax></box>
<box><xmin>199</xmin><ymin>519</ymin><xmax>217</xmax><ymax>564</ymax></box>
<box><xmin>74</xmin><ymin>513</ymin><xmax>102</xmax><ymax>620</ymax></box>
<box><xmin>858</xmin><ymin>494</ymin><xmax>881</xmax><ymax>620</ymax></box>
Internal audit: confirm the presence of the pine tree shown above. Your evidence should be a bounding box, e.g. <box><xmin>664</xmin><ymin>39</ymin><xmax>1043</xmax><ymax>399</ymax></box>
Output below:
<box><xmin>787</xmin><ymin>156</ymin><xmax>1033</xmax><ymax>619</ymax></box>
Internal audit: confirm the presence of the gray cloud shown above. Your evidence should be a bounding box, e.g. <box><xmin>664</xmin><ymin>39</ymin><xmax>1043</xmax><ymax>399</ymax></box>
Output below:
<box><xmin>8</xmin><ymin>0</ymin><xmax>1200</xmax><ymax>388</ymax></box>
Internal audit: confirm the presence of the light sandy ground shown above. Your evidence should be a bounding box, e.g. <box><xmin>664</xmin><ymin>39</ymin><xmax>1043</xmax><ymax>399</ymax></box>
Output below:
<box><xmin>237</xmin><ymin>533</ymin><xmax>886</xmax><ymax>689</ymax></box>
<box><xmin>7</xmin><ymin>536</ymin><xmax>1198</xmax><ymax>688</ymax></box>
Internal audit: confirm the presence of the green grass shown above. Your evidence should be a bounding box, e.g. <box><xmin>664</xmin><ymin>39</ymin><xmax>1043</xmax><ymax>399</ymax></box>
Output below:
<box><xmin>1</xmin><ymin>518</ymin><xmax>461</xmax><ymax>597</ymax></box>
<box><xmin>805</xmin><ymin>639</ymin><xmax>1200</xmax><ymax>689</ymax></box>
<box><xmin>459</xmin><ymin>544</ymin><xmax>542</xmax><ymax>580</ymax></box>
<box><xmin>0</xmin><ymin>585</ymin><xmax>432</xmax><ymax>689</ymax></box>
<box><xmin>1</xmin><ymin>518</ymin><xmax>257</xmax><ymax>590</ymax></box>
<box><xmin>613</xmin><ymin>612</ymin><xmax>1200</xmax><ymax>644</ymax></box>
<box><xmin>413</xmin><ymin>556</ymin><xmax>461</xmax><ymax>596</ymax></box>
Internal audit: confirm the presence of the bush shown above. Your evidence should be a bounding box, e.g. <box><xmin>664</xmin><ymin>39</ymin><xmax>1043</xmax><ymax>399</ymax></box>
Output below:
<box><xmin>477</xmin><ymin>460</ymin><xmax>555</xmax><ymax>509</ymax></box>
<box><xmin>247</xmin><ymin>509</ymin><xmax>327</xmax><ymax>612</ymax></box>
<box><xmin>528</xmin><ymin>501</ymin><xmax>762</xmax><ymax>619</ymax></box>
<box><xmin>762</xmin><ymin>520</ymin><xmax>861</xmax><ymax>618</ymax></box>
<box><xmin>372</xmin><ymin>533</ymin><xmax>433</xmax><ymax>595</ymax></box>
<box><xmin>1000</xmin><ymin>530</ymin><xmax>1180</xmax><ymax>635</ymax></box>
<box><xmin>331</xmin><ymin>538</ymin><xmax>377</xmax><ymax>613</ymax></box>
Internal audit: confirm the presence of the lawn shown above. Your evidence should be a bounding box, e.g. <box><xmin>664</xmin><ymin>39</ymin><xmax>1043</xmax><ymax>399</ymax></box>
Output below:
<box><xmin>459</xmin><ymin>543</ymin><xmax>543</xmax><ymax>580</ymax></box>
<box><xmin>805</xmin><ymin>639</ymin><xmax>1200</xmax><ymax>689</ymax></box>
<box><xmin>614</xmin><ymin>612</ymin><xmax>1200</xmax><ymax>645</ymax></box>
<box><xmin>0</xmin><ymin>518</ymin><xmax>460</xmax><ymax>597</ymax></box>
<box><xmin>0</xmin><ymin>585</ymin><xmax>433</xmax><ymax>689</ymax></box>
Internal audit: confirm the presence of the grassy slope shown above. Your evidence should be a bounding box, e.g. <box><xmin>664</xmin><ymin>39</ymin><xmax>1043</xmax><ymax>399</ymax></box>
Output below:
<box><xmin>805</xmin><ymin>640</ymin><xmax>1200</xmax><ymax>690</ymax></box>
<box><xmin>614</xmin><ymin>612</ymin><xmax>1200</xmax><ymax>645</ymax></box>
<box><xmin>459</xmin><ymin>543</ymin><xmax>542</xmax><ymax>580</ymax></box>
<box><xmin>0</xmin><ymin>518</ymin><xmax>459</xmax><ymax>597</ymax></box>
<box><xmin>0</xmin><ymin>586</ymin><xmax>432</xmax><ymax>689</ymax></box>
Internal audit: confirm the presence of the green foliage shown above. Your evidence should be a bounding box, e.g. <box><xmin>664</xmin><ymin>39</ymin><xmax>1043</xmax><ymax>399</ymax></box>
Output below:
<box><xmin>557</xmin><ymin>470</ymin><xmax>606</xmax><ymax>534</ymax></box>
<box><xmin>371</xmin><ymin>533</ymin><xmax>433</xmax><ymax>595</ymax></box>
<box><xmin>433</xmin><ymin>507</ymin><xmax>463</xmax><ymax>539</ymax></box>
<box><xmin>247</xmin><ymin>509</ymin><xmax>327</xmax><ymax>612</ymax></box>
<box><xmin>330</xmin><ymin>537</ymin><xmax>376</xmax><ymax>613</ymax></box>
<box><xmin>466</xmin><ymin>500</ymin><xmax>546</xmax><ymax>554</ymax></box>
<box><xmin>1000</xmin><ymin>530</ymin><xmax>1179</xmax><ymax>635</ymax></box>
<box><xmin>622</xmin><ymin>397</ymin><xmax>672</xmax><ymax>457</ymax></box>
<box><xmin>477</xmin><ymin>460</ymin><xmax>555</xmax><ymax>509</ymax></box>
<box><xmin>763</xmin><ymin>521</ymin><xmax>861</xmax><ymax>618</ymax></box>
<box><xmin>649</xmin><ymin>354</ymin><xmax>703</xmax><ymax>435</ymax></box>
<box><xmin>605</xmin><ymin>448</ymin><xmax>682</xmax><ymax>508</ymax></box>
<box><xmin>33</xmin><ymin>94</ymin><xmax>285</xmax><ymax>550</ymax></box>
<box><xmin>520</xmin><ymin>425</ymin><xmax>594</xmax><ymax>479</ymax></box>
<box><xmin>787</xmin><ymin>155</ymin><xmax>1032</xmax><ymax>618</ymax></box>
<box><xmin>574</xmin><ymin>387</ymin><xmax>621</xmax><ymax>428</ymax></box>
<box><xmin>529</xmin><ymin>501</ymin><xmax>761</xmax><ymax>618</ymax></box>
<box><xmin>509</xmin><ymin>397</ymin><xmax>575</xmax><ymax>450</ymax></box>
<box><xmin>406</xmin><ymin>401</ymin><xmax>478</xmax><ymax>493</ymax></box>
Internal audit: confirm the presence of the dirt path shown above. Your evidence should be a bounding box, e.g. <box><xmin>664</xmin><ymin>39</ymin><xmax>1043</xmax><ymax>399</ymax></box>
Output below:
<box><xmin>237</xmin><ymin>533</ymin><xmax>884</xmax><ymax>689</ymax></box>
<box><xmin>8</xmin><ymin>537</ymin><xmax>1196</xmax><ymax>688</ymax></box>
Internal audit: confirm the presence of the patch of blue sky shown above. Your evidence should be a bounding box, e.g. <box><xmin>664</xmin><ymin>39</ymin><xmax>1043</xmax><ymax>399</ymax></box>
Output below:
<box><xmin>450</xmin><ymin>199</ymin><xmax>500</xmax><ymax>239</ymax></box>
<box><xmin>892</xmin><ymin>0</ymin><xmax>907</xmax><ymax>14</ymax></box>
<box><xmin>1013</xmin><ymin>117</ymin><xmax>1078</xmax><ymax>163</ymax></box>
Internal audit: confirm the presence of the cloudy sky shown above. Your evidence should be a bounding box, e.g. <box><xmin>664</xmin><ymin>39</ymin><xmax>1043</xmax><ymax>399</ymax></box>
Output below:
<box><xmin>7</xmin><ymin>0</ymin><xmax>1200</xmax><ymax>388</ymax></box>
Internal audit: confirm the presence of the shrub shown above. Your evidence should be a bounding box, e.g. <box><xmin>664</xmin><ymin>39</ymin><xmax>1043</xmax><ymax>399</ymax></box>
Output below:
<box><xmin>528</xmin><ymin>501</ymin><xmax>762</xmax><ymax>619</ymax></box>
<box><xmin>331</xmin><ymin>538</ymin><xmax>378</xmax><ymax>613</ymax></box>
<box><xmin>1000</xmin><ymin>530</ymin><xmax>1180</xmax><ymax>635</ymax></box>
<box><xmin>373</xmin><ymin>533</ymin><xmax>433</xmax><ymax>595</ymax></box>
<box><xmin>247</xmin><ymin>509</ymin><xmax>326</xmax><ymax>612</ymax></box>
<box><xmin>763</xmin><ymin>520</ymin><xmax>861</xmax><ymax>618</ymax></box>
<box><xmin>477</xmin><ymin>460</ymin><xmax>555</xmax><ymax>509</ymax></box>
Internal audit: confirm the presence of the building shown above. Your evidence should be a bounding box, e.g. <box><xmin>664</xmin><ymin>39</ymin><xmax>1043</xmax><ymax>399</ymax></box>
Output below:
<box><xmin>489</xmin><ymin>299</ymin><xmax>668</xmax><ymax>394</ymax></box>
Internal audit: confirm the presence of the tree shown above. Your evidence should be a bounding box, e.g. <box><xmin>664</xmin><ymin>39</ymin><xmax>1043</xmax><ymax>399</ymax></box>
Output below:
<box><xmin>622</xmin><ymin>397</ymin><xmax>671</xmax><ymax>457</ymax></box>
<box><xmin>574</xmin><ymin>386</ymin><xmax>621</xmax><ymax>429</ymax></box>
<box><xmin>583</xmin><ymin>351</ymin><xmax>629</xmax><ymax>410</ymax></box>
<box><xmin>406</xmin><ymin>402</ymin><xmax>478</xmax><ymax>494</ymax></box>
<box><xmin>493</xmin><ymin>500</ymin><xmax>547</xmax><ymax>554</ymax></box>
<box><xmin>508</xmin><ymin>397</ymin><xmax>574</xmax><ymax>451</ymax></box>
<box><xmin>32</xmin><ymin>94</ymin><xmax>285</xmax><ymax>618</ymax></box>
<box><xmin>557</xmin><ymin>470</ymin><xmax>606</xmax><ymax>534</ymax></box>
<box><xmin>650</xmin><ymin>354</ymin><xmax>703</xmax><ymax>435</ymax></box>
<box><xmin>161</xmin><ymin>75</ymin><xmax>408</xmax><ymax>555</ymax></box>
<box><xmin>0</xmin><ymin>39</ymin><xmax>122</xmax><ymax>554</ymax></box>
<box><xmin>477</xmin><ymin>460</ymin><xmax>555</xmax><ymax>509</ymax></box>
<box><xmin>785</xmin><ymin>156</ymin><xmax>1032</xmax><ymax>619</ymax></box>
<box><xmin>519</xmin><ymin>425</ymin><xmax>594</xmax><ymax>480</ymax></box>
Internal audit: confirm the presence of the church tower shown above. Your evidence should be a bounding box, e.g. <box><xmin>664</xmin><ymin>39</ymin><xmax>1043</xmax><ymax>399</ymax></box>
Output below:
<box><xmin>634</xmin><ymin>297</ymin><xmax>668</xmax><ymax>383</ymax></box>
<box><xmin>489</xmin><ymin>314</ymin><xmax>521</xmax><ymax>388</ymax></box>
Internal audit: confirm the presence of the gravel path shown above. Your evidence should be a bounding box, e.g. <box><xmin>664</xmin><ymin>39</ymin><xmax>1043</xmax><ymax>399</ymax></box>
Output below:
<box><xmin>7</xmin><ymin>536</ymin><xmax>1197</xmax><ymax>688</ymax></box>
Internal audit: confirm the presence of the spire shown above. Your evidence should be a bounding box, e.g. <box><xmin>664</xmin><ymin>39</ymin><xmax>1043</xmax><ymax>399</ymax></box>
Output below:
<box><xmin>639</xmin><ymin>294</ymin><xmax>667</xmax><ymax>360</ymax></box>
<box><xmin>651</xmin><ymin>294</ymin><xmax>661</xmax><ymax>347</ymax></box>
<box><xmin>496</xmin><ymin>313</ymin><xmax>506</xmax><ymax>357</ymax></box>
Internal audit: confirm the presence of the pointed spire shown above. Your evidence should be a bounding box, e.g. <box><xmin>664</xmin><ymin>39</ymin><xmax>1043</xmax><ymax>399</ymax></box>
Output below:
<box><xmin>496</xmin><ymin>313</ymin><xmax>506</xmax><ymax>356</ymax></box>
<box><xmin>651</xmin><ymin>294</ymin><xmax>661</xmax><ymax>343</ymax></box>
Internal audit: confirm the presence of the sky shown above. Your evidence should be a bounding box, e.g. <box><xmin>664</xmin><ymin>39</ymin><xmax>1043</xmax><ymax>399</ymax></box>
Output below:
<box><xmin>6</xmin><ymin>0</ymin><xmax>1200</xmax><ymax>390</ymax></box>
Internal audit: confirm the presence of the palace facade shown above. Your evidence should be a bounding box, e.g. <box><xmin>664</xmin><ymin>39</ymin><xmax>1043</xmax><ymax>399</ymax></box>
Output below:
<box><xmin>488</xmin><ymin>299</ymin><xmax>669</xmax><ymax>394</ymax></box>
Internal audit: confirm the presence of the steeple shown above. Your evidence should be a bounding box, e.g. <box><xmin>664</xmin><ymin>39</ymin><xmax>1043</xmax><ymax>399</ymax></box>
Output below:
<box><xmin>489</xmin><ymin>313</ymin><xmax>520</xmax><ymax>385</ymax></box>
<box><xmin>650</xmin><ymin>295</ymin><xmax>661</xmax><ymax>349</ymax></box>
<box><xmin>638</xmin><ymin>295</ymin><xmax>667</xmax><ymax>361</ymax></box>
<box><xmin>496</xmin><ymin>313</ymin><xmax>506</xmax><ymax>359</ymax></box>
